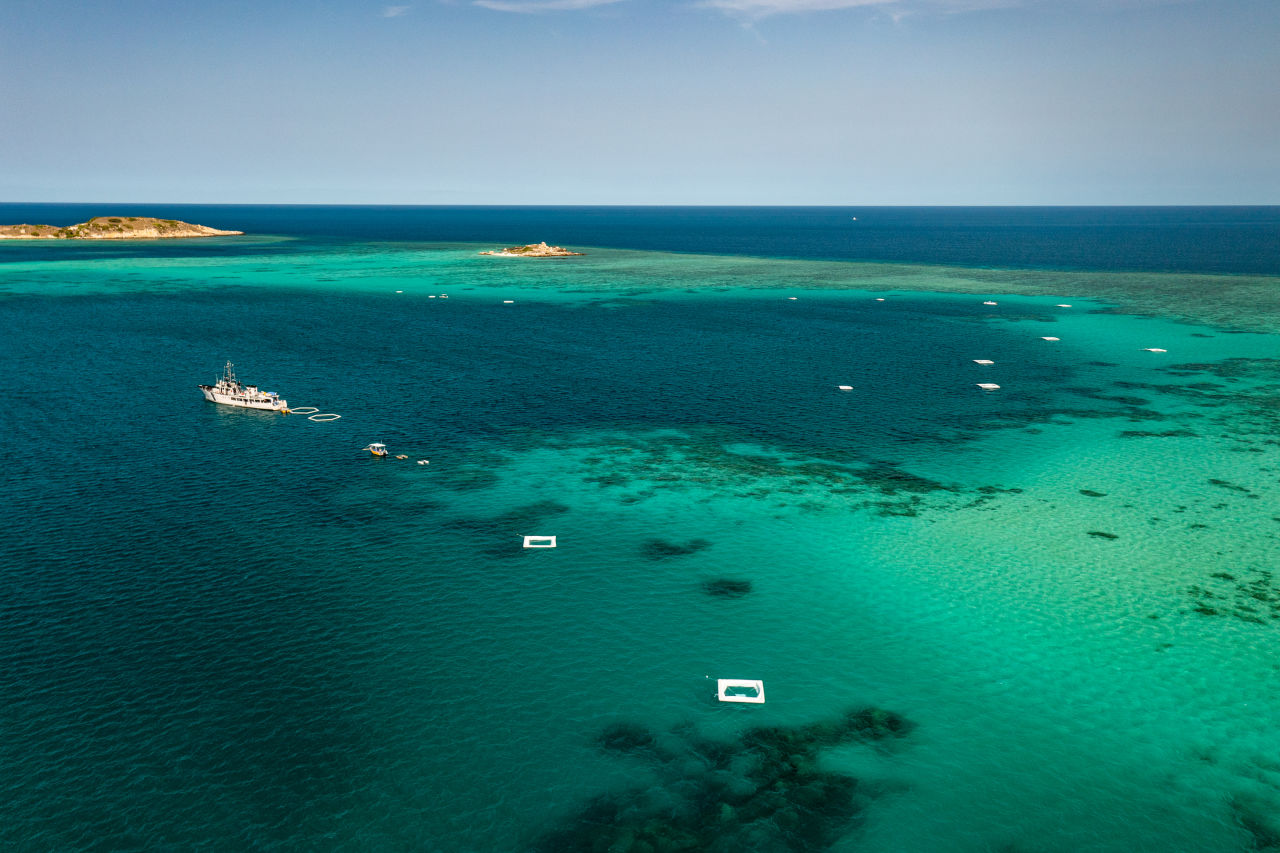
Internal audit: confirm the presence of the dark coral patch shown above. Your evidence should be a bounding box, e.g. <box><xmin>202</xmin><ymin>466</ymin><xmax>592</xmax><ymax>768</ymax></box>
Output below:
<box><xmin>596</xmin><ymin>722</ymin><xmax>662</xmax><ymax>757</ymax></box>
<box><xmin>640</xmin><ymin>538</ymin><xmax>712</xmax><ymax>560</ymax></box>
<box><xmin>1119</xmin><ymin>429</ymin><xmax>1198</xmax><ymax>438</ymax></box>
<box><xmin>447</xmin><ymin>500</ymin><xmax>570</xmax><ymax>557</ymax></box>
<box><xmin>534</xmin><ymin>707</ymin><xmax>913</xmax><ymax>853</ymax></box>
<box><xmin>702</xmin><ymin>579</ymin><xmax>753</xmax><ymax>598</ymax></box>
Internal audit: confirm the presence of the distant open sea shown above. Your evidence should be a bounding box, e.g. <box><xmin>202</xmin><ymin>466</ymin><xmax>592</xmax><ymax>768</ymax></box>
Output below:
<box><xmin>2</xmin><ymin>205</ymin><xmax>1280</xmax><ymax>852</ymax></box>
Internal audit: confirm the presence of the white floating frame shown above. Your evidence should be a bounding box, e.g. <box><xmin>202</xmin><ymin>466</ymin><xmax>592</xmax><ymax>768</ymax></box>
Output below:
<box><xmin>523</xmin><ymin>536</ymin><xmax>557</xmax><ymax>549</ymax></box>
<box><xmin>717</xmin><ymin>679</ymin><xmax>766</xmax><ymax>704</ymax></box>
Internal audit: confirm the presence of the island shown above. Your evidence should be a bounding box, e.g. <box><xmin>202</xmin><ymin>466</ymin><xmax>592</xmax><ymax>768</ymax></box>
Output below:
<box><xmin>0</xmin><ymin>216</ymin><xmax>243</xmax><ymax>240</ymax></box>
<box><xmin>479</xmin><ymin>241</ymin><xmax>583</xmax><ymax>257</ymax></box>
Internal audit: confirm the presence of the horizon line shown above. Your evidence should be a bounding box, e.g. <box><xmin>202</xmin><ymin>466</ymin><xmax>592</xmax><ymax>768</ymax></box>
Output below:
<box><xmin>4</xmin><ymin>201</ymin><xmax>1278</xmax><ymax>209</ymax></box>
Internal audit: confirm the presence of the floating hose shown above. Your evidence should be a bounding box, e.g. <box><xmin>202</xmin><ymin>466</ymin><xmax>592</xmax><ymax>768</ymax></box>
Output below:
<box><xmin>291</xmin><ymin>406</ymin><xmax>319</xmax><ymax>415</ymax></box>
<box><xmin>308</xmin><ymin>413</ymin><xmax>341</xmax><ymax>422</ymax></box>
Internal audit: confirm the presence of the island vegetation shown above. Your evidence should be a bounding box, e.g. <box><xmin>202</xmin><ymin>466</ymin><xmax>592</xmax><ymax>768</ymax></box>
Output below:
<box><xmin>479</xmin><ymin>241</ymin><xmax>583</xmax><ymax>257</ymax></box>
<box><xmin>0</xmin><ymin>216</ymin><xmax>243</xmax><ymax>240</ymax></box>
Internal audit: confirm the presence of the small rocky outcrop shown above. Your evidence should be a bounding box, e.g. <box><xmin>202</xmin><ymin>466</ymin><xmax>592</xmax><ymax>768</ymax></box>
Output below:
<box><xmin>479</xmin><ymin>241</ymin><xmax>583</xmax><ymax>257</ymax></box>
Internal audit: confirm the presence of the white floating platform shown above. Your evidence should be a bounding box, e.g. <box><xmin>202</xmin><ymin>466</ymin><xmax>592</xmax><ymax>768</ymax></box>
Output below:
<box><xmin>417</xmin><ymin>459</ymin><xmax>429</xmax><ymax>465</ymax></box>
<box><xmin>503</xmin><ymin>300</ymin><xmax>514</xmax><ymax>304</ymax></box>
<box><xmin>429</xmin><ymin>295</ymin><xmax>437</xmax><ymax>298</ymax></box>
<box><xmin>523</xmin><ymin>536</ymin><xmax>557</xmax><ymax>549</ymax></box>
<box><xmin>787</xmin><ymin>297</ymin><xmax>797</xmax><ymax>300</ymax></box>
<box><xmin>977</xmin><ymin>383</ymin><xmax>1001</xmax><ymax>391</ymax></box>
<box><xmin>973</xmin><ymin>359</ymin><xmax>995</xmax><ymax>365</ymax></box>
<box><xmin>717</xmin><ymin>679</ymin><xmax>765</xmax><ymax>704</ymax></box>
<box><xmin>1042</xmin><ymin>336</ymin><xmax>1060</xmax><ymax>341</ymax></box>
<box><xmin>983</xmin><ymin>301</ymin><xmax>998</xmax><ymax>306</ymax></box>
<box><xmin>874</xmin><ymin>297</ymin><xmax>885</xmax><ymax>302</ymax></box>
<box><xmin>1056</xmin><ymin>304</ymin><xmax>1072</xmax><ymax>308</ymax></box>
<box><xmin>837</xmin><ymin>385</ymin><xmax>853</xmax><ymax>391</ymax></box>
<box><xmin>1143</xmin><ymin>348</ymin><xmax>1167</xmax><ymax>353</ymax></box>
<box><xmin>395</xmin><ymin>290</ymin><xmax>403</xmax><ymax>293</ymax></box>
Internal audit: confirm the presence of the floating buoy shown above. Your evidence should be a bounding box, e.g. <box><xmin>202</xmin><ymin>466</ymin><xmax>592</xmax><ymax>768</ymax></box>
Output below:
<box><xmin>973</xmin><ymin>359</ymin><xmax>995</xmax><ymax>365</ymax></box>
<box><xmin>1042</xmin><ymin>336</ymin><xmax>1060</xmax><ymax>341</ymax></box>
<box><xmin>983</xmin><ymin>301</ymin><xmax>998</xmax><ymax>306</ymax></box>
<box><xmin>429</xmin><ymin>295</ymin><xmax>437</xmax><ymax>299</ymax></box>
<box><xmin>977</xmin><ymin>383</ymin><xmax>1000</xmax><ymax>391</ymax></box>
<box><xmin>837</xmin><ymin>385</ymin><xmax>853</xmax><ymax>391</ymax></box>
<box><xmin>395</xmin><ymin>290</ymin><xmax>403</xmax><ymax>293</ymax></box>
<box><xmin>875</xmin><ymin>298</ymin><xmax>885</xmax><ymax>302</ymax></box>
<box><xmin>1143</xmin><ymin>348</ymin><xmax>1167</xmax><ymax>353</ymax></box>
<box><xmin>395</xmin><ymin>455</ymin><xmax>408</xmax><ymax>460</ymax></box>
<box><xmin>787</xmin><ymin>297</ymin><xmax>797</xmax><ymax>300</ymax></box>
<box><xmin>1056</xmin><ymin>304</ymin><xmax>1072</xmax><ymax>308</ymax></box>
<box><xmin>503</xmin><ymin>300</ymin><xmax>514</xmax><ymax>304</ymax></box>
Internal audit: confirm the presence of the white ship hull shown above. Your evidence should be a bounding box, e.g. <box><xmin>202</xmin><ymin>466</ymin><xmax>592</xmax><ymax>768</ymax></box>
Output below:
<box><xmin>200</xmin><ymin>387</ymin><xmax>288</xmax><ymax>411</ymax></box>
<box><xmin>199</xmin><ymin>362</ymin><xmax>288</xmax><ymax>412</ymax></box>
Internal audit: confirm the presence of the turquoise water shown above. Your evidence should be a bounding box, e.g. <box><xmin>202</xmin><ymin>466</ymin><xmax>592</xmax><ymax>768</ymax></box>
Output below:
<box><xmin>2</xmin><ymin>209</ymin><xmax>1280</xmax><ymax>851</ymax></box>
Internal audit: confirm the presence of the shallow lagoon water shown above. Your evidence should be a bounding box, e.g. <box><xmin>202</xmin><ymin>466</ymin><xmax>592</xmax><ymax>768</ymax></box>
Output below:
<box><xmin>2</xmin><ymin>208</ymin><xmax>1280</xmax><ymax>851</ymax></box>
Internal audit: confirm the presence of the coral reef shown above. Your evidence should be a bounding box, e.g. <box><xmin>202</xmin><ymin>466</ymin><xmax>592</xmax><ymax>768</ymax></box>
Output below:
<box><xmin>1186</xmin><ymin>569</ymin><xmax>1280</xmax><ymax>625</ymax></box>
<box><xmin>534</xmin><ymin>708</ymin><xmax>914</xmax><ymax>852</ymax></box>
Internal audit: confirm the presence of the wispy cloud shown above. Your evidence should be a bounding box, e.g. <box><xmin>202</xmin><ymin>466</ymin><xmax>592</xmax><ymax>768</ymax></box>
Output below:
<box><xmin>698</xmin><ymin>0</ymin><xmax>1182</xmax><ymax>22</ymax></box>
<box><xmin>698</xmin><ymin>0</ymin><xmax>1027</xmax><ymax>22</ymax></box>
<box><xmin>381</xmin><ymin>5</ymin><xmax>412</xmax><ymax>16</ymax></box>
<box><xmin>474</xmin><ymin>0</ymin><xmax>625</xmax><ymax>13</ymax></box>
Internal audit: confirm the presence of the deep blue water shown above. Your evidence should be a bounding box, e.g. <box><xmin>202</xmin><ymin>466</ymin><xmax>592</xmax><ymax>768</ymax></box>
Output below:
<box><xmin>3</xmin><ymin>203</ymin><xmax>1279</xmax><ymax>274</ymax></box>
<box><xmin>3</xmin><ymin>207</ymin><xmax>1280</xmax><ymax>851</ymax></box>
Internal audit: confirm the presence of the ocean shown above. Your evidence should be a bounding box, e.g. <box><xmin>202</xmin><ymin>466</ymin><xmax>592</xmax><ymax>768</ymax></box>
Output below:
<box><xmin>1</xmin><ymin>205</ymin><xmax>1279</xmax><ymax>851</ymax></box>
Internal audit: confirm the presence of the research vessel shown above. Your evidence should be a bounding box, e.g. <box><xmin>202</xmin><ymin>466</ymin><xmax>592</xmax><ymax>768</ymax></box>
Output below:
<box><xmin>198</xmin><ymin>361</ymin><xmax>289</xmax><ymax>412</ymax></box>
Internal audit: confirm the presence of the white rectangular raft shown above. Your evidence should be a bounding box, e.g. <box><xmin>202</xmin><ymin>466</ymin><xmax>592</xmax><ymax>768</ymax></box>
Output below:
<box><xmin>523</xmin><ymin>536</ymin><xmax>557</xmax><ymax>548</ymax></box>
<box><xmin>717</xmin><ymin>679</ymin><xmax>765</xmax><ymax>704</ymax></box>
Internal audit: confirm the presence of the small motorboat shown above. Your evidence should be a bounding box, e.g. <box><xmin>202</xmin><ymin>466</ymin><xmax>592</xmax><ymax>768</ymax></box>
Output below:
<box><xmin>364</xmin><ymin>443</ymin><xmax>388</xmax><ymax>457</ymax></box>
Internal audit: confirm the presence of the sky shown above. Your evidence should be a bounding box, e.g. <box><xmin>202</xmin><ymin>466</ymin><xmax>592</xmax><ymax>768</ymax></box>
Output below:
<box><xmin>1</xmin><ymin>0</ymin><xmax>1277</xmax><ymax>204</ymax></box>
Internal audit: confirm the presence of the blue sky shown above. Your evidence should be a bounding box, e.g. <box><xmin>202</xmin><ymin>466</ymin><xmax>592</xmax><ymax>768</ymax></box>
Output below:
<box><xmin>2</xmin><ymin>0</ymin><xmax>1276</xmax><ymax>204</ymax></box>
